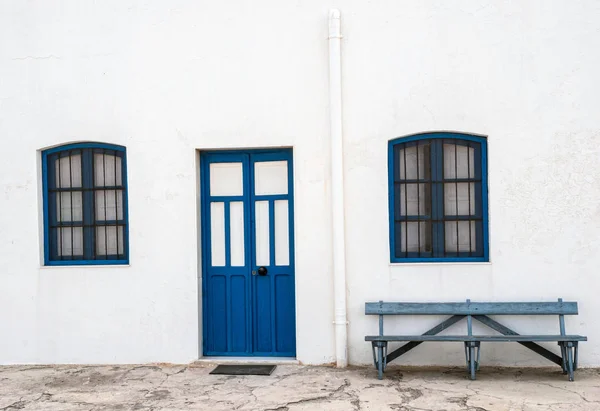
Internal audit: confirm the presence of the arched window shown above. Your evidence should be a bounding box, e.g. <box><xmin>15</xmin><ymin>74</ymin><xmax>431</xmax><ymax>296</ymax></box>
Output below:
<box><xmin>388</xmin><ymin>132</ymin><xmax>488</xmax><ymax>262</ymax></box>
<box><xmin>42</xmin><ymin>143</ymin><xmax>128</xmax><ymax>265</ymax></box>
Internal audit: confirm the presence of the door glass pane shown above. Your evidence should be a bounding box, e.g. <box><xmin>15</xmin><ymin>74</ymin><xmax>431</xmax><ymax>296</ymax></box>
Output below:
<box><xmin>94</xmin><ymin>153</ymin><xmax>122</xmax><ymax>187</ymax></box>
<box><xmin>210</xmin><ymin>202</ymin><xmax>226</xmax><ymax>266</ymax></box>
<box><xmin>255</xmin><ymin>201</ymin><xmax>270</xmax><ymax>266</ymax></box>
<box><xmin>210</xmin><ymin>163</ymin><xmax>243</xmax><ymax>196</ymax></box>
<box><xmin>445</xmin><ymin>221</ymin><xmax>476</xmax><ymax>252</ymax></box>
<box><xmin>230</xmin><ymin>201</ymin><xmax>245</xmax><ymax>266</ymax></box>
<box><xmin>254</xmin><ymin>161</ymin><xmax>288</xmax><ymax>195</ymax></box>
<box><xmin>274</xmin><ymin>200</ymin><xmax>290</xmax><ymax>266</ymax></box>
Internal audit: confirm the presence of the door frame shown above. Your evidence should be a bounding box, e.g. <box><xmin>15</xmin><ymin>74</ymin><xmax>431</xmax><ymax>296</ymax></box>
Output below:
<box><xmin>199</xmin><ymin>148</ymin><xmax>296</xmax><ymax>357</ymax></box>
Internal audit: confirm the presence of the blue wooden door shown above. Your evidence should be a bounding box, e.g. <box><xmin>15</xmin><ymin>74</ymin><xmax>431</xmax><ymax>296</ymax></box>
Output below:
<box><xmin>201</xmin><ymin>149</ymin><xmax>296</xmax><ymax>357</ymax></box>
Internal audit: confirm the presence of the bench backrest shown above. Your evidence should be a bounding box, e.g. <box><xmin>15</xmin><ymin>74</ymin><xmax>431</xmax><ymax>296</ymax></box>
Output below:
<box><xmin>365</xmin><ymin>301</ymin><xmax>579</xmax><ymax>316</ymax></box>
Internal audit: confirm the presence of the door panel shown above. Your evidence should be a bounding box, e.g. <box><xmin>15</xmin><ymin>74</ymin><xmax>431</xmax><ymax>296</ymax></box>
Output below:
<box><xmin>254</xmin><ymin>275</ymin><xmax>273</xmax><ymax>353</ymax></box>
<box><xmin>275</xmin><ymin>273</ymin><xmax>295</xmax><ymax>352</ymax></box>
<box><xmin>230</xmin><ymin>274</ymin><xmax>248</xmax><ymax>352</ymax></box>
<box><xmin>210</xmin><ymin>275</ymin><xmax>227</xmax><ymax>353</ymax></box>
<box><xmin>202</xmin><ymin>149</ymin><xmax>295</xmax><ymax>357</ymax></box>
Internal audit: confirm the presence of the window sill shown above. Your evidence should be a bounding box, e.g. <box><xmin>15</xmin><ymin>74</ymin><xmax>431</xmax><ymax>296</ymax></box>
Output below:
<box><xmin>389</xmin><ymin>261</ymin><xmax>491</xmax><ymax>267</ymax></box>
<box><xmin>40</xmin><ymin>263</ymin><xmax>131</xmax><ymax>269</ymax></box>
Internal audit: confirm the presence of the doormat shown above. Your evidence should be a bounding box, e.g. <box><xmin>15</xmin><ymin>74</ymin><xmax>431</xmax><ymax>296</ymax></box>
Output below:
<box><xmin>209</xmin><ymin>364</ymin><xmax>276</xmax><ymax>376</ymax></box>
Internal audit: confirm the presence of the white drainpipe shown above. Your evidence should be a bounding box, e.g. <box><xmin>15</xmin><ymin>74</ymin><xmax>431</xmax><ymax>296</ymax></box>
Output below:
<box><xmin>328</xmin><ymin>9</ymin><xmax>348</xmax><ymax>368</ymax></box>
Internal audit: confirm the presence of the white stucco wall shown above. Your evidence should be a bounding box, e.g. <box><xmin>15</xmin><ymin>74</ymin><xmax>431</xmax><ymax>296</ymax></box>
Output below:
<box><xmin>1</xmin><ymin>1</ymin><xmax>599</xmax><ymax>367</ymax></box>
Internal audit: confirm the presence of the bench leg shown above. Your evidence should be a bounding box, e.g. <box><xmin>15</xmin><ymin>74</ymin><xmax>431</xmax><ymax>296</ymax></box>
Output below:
<box><xmin>567</xmin><ymin>344</ymin><xmax>574</xmax><ymax>382</ymax></box>
<box><xmin>469</xmin><ymin>345</ymin><xmax>476</xmax><ymax>380</ymax></box>
<box><xmin>372</xmin><ymin>342</ymin><xmax>388</xmax><ymax>380</ymax></box>
<box><xmin>558</xmin><ymin>342</ymin><xmax>578</xmax><ymax>380</ymax></box>
<box><xmin>559</xmin><ymin>343</ymin><xmax>568</xmax><ymax>374</ymax></box>
<box><xmin>464</xmin><ymin>342</ymin><xmax>480</xmax><ymax>380</ymax></box>
<box><xmin>378</xmin><ymin>346</ymin><xmax>384</xmax><ymax>380</ymax></box>
<box><xmin>371</xmin><ymin>343</ymin><xmax>378</xmax><ymax>369</ymax></box>
<box><xmin>564</xmin><ymin>342</ymin><xmax>577</xmax><ymax>382</ymax></box>
<box><xmin>573</xmin><ymin>342</ymin><xmax>579</xmax><ymax>371</ymax></box>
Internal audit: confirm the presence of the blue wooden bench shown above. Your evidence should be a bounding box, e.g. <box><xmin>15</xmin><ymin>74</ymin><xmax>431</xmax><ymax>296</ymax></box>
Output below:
<box><xmin>365</xmin><ymin>299</ymin><xmax>587</xmax><ymax>381</ymax></box>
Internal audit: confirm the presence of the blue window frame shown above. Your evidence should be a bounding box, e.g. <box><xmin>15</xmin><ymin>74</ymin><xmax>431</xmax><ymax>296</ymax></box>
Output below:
<box><xmin>42</xmin><ymin>143</ymin><xmax>129</xmax><ymax>265</ymax></box>
<box><xmin>388</xmin><ymin>132</ymin><xmax>488</xmax><ymax>263</ymax></box>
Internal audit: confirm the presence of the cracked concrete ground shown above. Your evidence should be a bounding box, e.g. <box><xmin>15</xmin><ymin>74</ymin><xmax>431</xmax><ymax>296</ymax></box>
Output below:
<box><xmin>0</xmin><ymin>364</ymin><xmax>599</xmax><ymax>410</ymax></box>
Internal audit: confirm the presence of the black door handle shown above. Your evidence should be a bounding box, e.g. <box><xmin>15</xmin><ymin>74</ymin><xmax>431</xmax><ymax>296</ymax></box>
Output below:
<box><xmin>257</xmin><ymin>266</ymin><xmax>268</xmax><ymax>276</ymax></box>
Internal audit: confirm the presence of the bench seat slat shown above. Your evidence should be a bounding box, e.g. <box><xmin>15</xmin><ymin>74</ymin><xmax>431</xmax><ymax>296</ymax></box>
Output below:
<box><xmin>365</xmin><ymin>302</ymin><xmax>578</xmax><ymax>316</ymax></box>
<box><xmin>365</xmin><ymin>335</ymin><xmax>587</xmax><ymax>342</ymax></box>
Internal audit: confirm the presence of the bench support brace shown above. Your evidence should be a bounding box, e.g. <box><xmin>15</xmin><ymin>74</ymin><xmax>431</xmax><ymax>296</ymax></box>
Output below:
<box><xmin>473</xmin><ymin>315</ymin><xmax>563</xmax><ymax>366</ymax></box>
<box><xmin>385</xmin><ymin>315</ymin><xmax>465</xmax><ymax>365</ymax></box>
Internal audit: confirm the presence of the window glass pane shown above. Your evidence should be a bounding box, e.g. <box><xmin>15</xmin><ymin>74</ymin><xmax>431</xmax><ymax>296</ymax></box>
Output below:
<box><xmin>95</xmin><ymin>190</ymin><xmax>124</xmax><ymax>221</ymax></box>
<box><xmin>96</xmin><ymin>226</ymin><xmax>124</xmax><ymax>256</ymax></box>
<box><xmin>55</xmin><ymin>154</ymin><xmax>82</xmax><ymax>188</ymax></box>
<box><xmin>399</xmin><ymin>183</ymin><xmax>430</xmax><ymax>215</ymax></box>
<box><xmin>397</xmin><ymin>143</ymin><xmax>430</xmax><ymax>180</ymax></box>
<box><xmin>57</xmin><ymin>191</ymin><xmax>83</xmax><ymax>222</ymax></box>
<box><xmin>57</xmin><ymin>227</ymin><xmax>84</xmax><ymax>257</ymax></box>
<box><xmin>443</xmin><ymin>143</ymin><xmax>475</xmax><ymax>179</ymax></box>
<box><xmin>444</xmin><ymin>183</ymin><xmax>475</xmax><ymax>215</ymax></box>
<box><xmin>94</xmin><ymin>153</ymin><xmax>123</xmax><ymax>187</ymax></box>
<box><xmin>444</xmin><ymin>221</ymin><xmax>476</xmax><ymax>253</ymax></box>
<box><xmin>399</xmin><ymin>221</ymin><xmax>431</xmax><ymax>253</ymax></box>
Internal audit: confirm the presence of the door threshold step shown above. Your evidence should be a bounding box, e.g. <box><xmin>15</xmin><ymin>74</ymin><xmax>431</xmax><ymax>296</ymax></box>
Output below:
<box><xmin>195</xmin><ymin>357</ymin><xmax>298</xmax><ymax>365</ymax></box>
